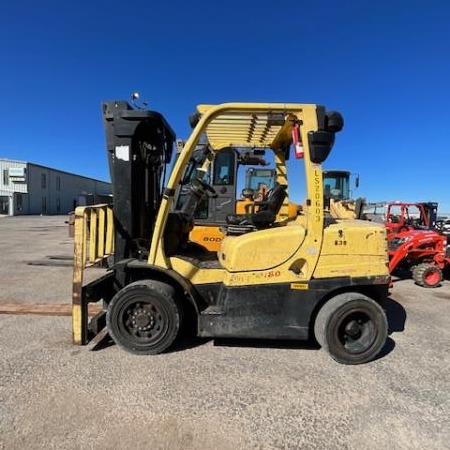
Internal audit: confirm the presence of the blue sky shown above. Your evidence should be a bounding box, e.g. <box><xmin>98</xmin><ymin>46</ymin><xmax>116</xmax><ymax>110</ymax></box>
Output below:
<box><xmin>1</xmin><ymin>0</ymin><xmax>449</xmax><ymax>211</ymax></box>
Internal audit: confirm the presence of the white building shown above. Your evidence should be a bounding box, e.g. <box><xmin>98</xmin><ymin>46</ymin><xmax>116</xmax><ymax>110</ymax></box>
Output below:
<box><xmin>0</xmin><ymin>158</ymin><xmax>111</xmax><ymax>216</ymax></box>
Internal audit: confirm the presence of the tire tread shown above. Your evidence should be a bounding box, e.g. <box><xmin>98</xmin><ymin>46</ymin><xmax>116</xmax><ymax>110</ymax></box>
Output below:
<box><xmin>106</xmin><ymin>279</ymin><xmax>182</xmax><ymax>355</ymax></box>
<box><xmin>314</xmin><ymin>292</ymin><xmax>388</xmax><ymax>365</ymax></box>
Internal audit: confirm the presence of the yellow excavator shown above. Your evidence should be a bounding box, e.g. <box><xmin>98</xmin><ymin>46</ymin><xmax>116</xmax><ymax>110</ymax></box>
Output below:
<box><xmin>72</xmin><ymin>100</ymin><xmax>390</xmax><ymax>365</ymax></box>
<box><xmin>323</xmin><ymin>170</ymin><xmax>365</xmax><ymax>220</ymax></box>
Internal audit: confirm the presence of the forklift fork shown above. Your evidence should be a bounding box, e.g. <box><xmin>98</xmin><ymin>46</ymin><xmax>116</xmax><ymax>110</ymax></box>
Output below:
<box><xmin>72</xmin><ymin>205</ymin><xmax>114</xmax><ymax>345</ymax></box>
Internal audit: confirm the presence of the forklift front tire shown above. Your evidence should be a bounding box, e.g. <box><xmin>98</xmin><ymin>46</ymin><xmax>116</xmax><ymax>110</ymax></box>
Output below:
<box><xmin>106</xmin><ymin>280</ymin><xmax>182</xmax><ymax>355</ymax></box>
<box><xmin>314</xmin><ymin>293</ymin><xmax>388</xmax><ymax>365</ymax></box>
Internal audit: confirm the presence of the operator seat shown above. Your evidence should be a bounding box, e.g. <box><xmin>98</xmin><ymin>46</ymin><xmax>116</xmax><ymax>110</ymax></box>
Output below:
<box><xmin>224</xmin><ymin>184</ymin><xmax>287</xmax><ymax>235</ymax></box>
<box><xmin>164</xmin><ymin>212</ymin><xmax>194</xmax><ymax>255</ymax></box>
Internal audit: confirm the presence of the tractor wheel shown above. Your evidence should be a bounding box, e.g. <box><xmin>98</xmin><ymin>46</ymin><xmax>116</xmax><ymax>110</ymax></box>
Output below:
<box><xmin>314</xmin><ymin>293</ymin><xmax>388</xmax><ymax>365</ymax></box>
<box><xmin>412</xmin><ymin>263</ymin><xmax>443</xmax><ymax>288</ymax></box>
<box><xmin>107</xmin><ymin>280</ymin><xmax>183</xmax><ymax>354</ymax></box>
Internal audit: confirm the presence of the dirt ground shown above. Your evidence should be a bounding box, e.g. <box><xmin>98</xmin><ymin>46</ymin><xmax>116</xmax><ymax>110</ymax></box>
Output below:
<box><xmin>1</xmin><ymin>215</ymin><xmax>449</xmax><ymax>450</ymax></box>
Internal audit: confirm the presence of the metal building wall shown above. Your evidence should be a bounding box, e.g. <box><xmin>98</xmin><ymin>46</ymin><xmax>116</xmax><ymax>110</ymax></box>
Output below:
<box><xmin>27</xmin><ymin>164</ymin><xmax>111</xmax><ymax>215</ymax></box>
<box><xmin>0</xmin><ymin>159</ymin><xmax>111</xmax><ymax>215</ymax></box>
<box><xmin>0</xmin><ymin>160</ymin><xmax>28</xmax><ymax>215</ymax></box>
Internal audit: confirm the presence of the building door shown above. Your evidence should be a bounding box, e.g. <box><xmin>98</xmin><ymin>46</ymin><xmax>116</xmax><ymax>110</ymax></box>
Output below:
<box><xmin>0</xmin><ymin>196</ymin><xmax>9</xmax><ymax>215</ymax></box>
<box><xmin>16</xmin><ymin>193</ymin><xmax>23</xmax><ymax>214</ymax></box>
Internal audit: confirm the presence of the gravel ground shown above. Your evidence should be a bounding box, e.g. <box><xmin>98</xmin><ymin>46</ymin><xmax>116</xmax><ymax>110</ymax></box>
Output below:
<box><xmin>0</xmin><ymin>215</ymin><xmax>103</xmax><ymax>304</ymax></box>
<box><xmin>1</xmin><ymin>216</ymin><xmax>450</xmax><ymax>449</ymax></box>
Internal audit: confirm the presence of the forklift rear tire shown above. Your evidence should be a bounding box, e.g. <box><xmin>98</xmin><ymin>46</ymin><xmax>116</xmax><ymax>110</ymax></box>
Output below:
<box><xmin>314</xmin><ymin>293</ymin><xmax>388</xmax><ymax>365</ymax></box>
<box><xmin>412</xmin><ymin>263</ymin><xmax>443</xmax><ymax>288</ymax></box>
<box><xmin>107</xmin><ymin>280</ymin><xmax>182</xmax><ymax>355</ymax></box>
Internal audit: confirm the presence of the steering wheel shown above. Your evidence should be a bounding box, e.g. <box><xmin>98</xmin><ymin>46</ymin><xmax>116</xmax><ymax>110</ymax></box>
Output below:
<box><xmin>198</xmin><ymin>180</ymin><xmax>217</xmax><ymax>198</ymax></box>
<box><xmin>435</xmin><ymin>220</ymin><xmax>445</xmax><ymax>232</ymax></box>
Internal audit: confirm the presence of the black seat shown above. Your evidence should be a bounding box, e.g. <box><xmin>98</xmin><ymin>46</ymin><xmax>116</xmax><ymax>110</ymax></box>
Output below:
<box><xmin>225</xmin><ymin>184</ymin><xmax>287</xmax><ymax>234</ymax></box>
<box><xmin>164</xmin><ymin>212</ymin><xmax>194</xmax><ymax>255</ymax></box>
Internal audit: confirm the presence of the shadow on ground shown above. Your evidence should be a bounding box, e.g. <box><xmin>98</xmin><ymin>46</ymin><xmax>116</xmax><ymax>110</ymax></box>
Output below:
<box><xmin>213</xmin><ymin>338</ymin><xmax>320</xmax><ymax>351</ymax></box>
<box><xmin>372</xmin><ymin>296</ymin><xmax>407</xmax><ymax>361</ymax></box>
<box><xmin>90</xmin><ymin>331</ymin><xmax>211</xmax><ymax>353</ymax></box>
<box><xmin>90</xmin><ymin>297</ymin><xmax>407</xmax><ymax>362</ymax></box>
<box><xmin>386</xmin><ymin>296</ymin><xmax>407</xmax><ymax>335</ymax></box>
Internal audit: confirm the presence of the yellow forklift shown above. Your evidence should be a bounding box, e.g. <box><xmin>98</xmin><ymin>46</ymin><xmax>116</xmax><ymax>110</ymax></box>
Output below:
<box><xmin>73</xmin><ymin>101</ymin><xmax>390</xmax><ymax>365</ymax></box>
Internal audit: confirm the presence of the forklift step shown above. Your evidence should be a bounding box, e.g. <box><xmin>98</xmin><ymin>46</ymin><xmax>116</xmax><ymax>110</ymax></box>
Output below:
<box><xmin>201</xmin><ymin>305</ymin><xmax>223</xmax><ymax>316</ymax></box>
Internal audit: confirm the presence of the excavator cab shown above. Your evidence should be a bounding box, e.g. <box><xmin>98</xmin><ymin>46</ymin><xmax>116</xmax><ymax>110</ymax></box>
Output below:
<box><xmin>323</xmin><ymin>170</ymin><xmax>364</xmax><ymax>219</ymax></box>
<box><xmin>323</xmin><ymin>170</ymin><xmax>351</xmax><ymax>202</ymax></box>
<box><xmin>73</xmin><ymin>101</ymin><xmax>390</xmax><ymax>365</ymax></box>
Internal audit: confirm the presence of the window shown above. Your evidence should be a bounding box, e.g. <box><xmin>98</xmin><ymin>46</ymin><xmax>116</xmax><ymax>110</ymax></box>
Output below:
<box><xmin>194</xmin><ymin>197</ymin><xmax>208</xmax><ymax>219</ymax></box>
<box><xmin>56</xmin><ymin>197</ymin><xmax>61</xmax><ymax>213</ymax></box>
<box><xmin>42</xmin><ymin>197</ymin><xmax>47</xmax><ymax>213</ymax></box>
<box><xmin>213</xmin><ymin>149</ymin><xmax>235</xmax><ymax>186</ymax></box>
<box><xmin>3</xmin><ymin>169</ymin><xmax>9</xmax><ymax>186</ymax></box>
<box><xmin>56</xmin><ymin>176</ymin><xmax>61</xmax><ymax>191</ymax></box>
<box><xmin>323</xmin><ymin>172</ymin><xmax>350</xmax><ymax>201</ymax></box>
<box><xmin>41</xmin><ymin>173</ymin><xmax>46</xmax><ymax>189</ymax></box>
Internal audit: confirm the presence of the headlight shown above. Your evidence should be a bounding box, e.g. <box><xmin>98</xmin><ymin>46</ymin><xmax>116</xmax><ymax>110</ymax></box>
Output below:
<box><xmin>389</xmin><ymin>236</ymin><xmax>411</xmax><ymax>251</ymax></box>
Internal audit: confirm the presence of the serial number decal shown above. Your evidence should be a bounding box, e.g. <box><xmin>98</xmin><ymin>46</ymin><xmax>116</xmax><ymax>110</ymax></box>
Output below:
<box><xmin>313</xmin><ymin>168</ymin><xmax>322</xmax><ymax>223</ymax></box>
<box><xmin>290</xmin><ymin>283</ymin><xmax>309</xmax><ymax>290</ymax></box>
<box><xmin>203</xmin><ymin>237</ymin><xmax>222</xmax><ymax>242</ymax></box>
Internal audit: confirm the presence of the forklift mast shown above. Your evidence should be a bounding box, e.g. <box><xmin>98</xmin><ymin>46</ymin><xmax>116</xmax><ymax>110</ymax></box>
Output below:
<box><xmin>102</xmin><ymin>101</ymin><xmax>175</xmax><ymax>262</ymax></box>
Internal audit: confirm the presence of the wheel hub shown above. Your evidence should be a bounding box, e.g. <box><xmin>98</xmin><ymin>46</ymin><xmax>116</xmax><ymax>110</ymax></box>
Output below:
<box><xmin>425</xmin><ymin>269</ymin><xmax>440</xmax><ymax>285</ymax></box>
<box><xmin>132</xmin><ymin>308</ymin><xmax>155</xmax><ymax>331</ymax></box>
<box><xmin>344</xmin><ymin>320</ymin><xmax>362</xmax><ymax>338</ymax></box>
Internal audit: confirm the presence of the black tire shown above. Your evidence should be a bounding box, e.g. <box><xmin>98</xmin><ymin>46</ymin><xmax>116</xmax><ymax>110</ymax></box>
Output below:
<box><xmin>412</xmin><ymin>263</ymin><xmax>443</xmax><ymax>288</ymax></box>
<box><xmin>314</xmin><ymin>293</ymin><xmax>388</xmax><ymax>365</ymax></box>
<box><xmin>106</xmin><ymin>280</ymin><xmax>182</xmax><ymax>355</ymax></box>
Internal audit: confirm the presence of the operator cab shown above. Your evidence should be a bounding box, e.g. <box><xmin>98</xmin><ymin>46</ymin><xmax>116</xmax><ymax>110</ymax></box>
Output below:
<box><xmin>386</xmin><ymin>202</ymin><xmax>438</xmax><ymax>234</ymax></box>
<box><xmin>162</xmin><ymin>107</ymin><xmax>343</xmax><ymax>269</ymax></box>
<box><xmin>323</xmin><ymin>170</ymin><xmax>350</xmax><ymax>202</ymax></box>
<box><xmin>165</xmin><ymin>142</ymin><xmax>289</xmax><ymax>260</ymax></box>
<box><xmin>174</xmin><ymin>145</ymin><xmax>273</xmax><ymax>225</ymax></box>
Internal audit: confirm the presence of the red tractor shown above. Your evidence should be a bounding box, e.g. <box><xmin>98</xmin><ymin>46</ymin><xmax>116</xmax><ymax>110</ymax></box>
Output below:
<box><xmin>386</xmin><ymin>202</ymin><xmax>438</xmax><ymax>236</ymax></box>
<box><xmin>386</xmin><ymin>202</ymin><xmax>449</xmax><ymax>288</ymax></box>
